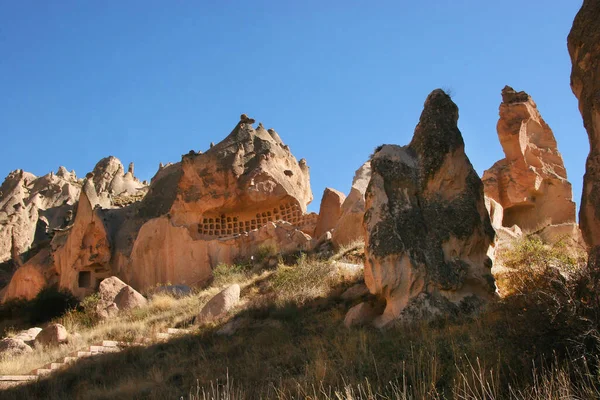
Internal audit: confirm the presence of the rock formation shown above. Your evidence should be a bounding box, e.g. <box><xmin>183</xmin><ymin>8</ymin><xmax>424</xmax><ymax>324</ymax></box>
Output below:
<box><xmin>482</xmin><ymin>86</ymin><xmax>579</xmax><ymax>244</ymax></box>
<box><xmin>332</xmin><ymin>161</ymin><xmax>371</xmax><ymax>249</ymax></box>
<box><xmin>314</xmin><ymin>188</ymin><xmax>346</xmax><ymax>239</ymax></box>
<box><xmin>568</xmin><ymin>1</ymin><xmax>600</xmax><ymax>252</ymax></box>
<box><xmin>363</xmin><ymin>90</ymin><xmax>496</xmax><ymax>327</ymax></box>
<box><xmin>3</xmin><ymin>115</ymin><xmax>316</xmax><ymax>301</ymax></box>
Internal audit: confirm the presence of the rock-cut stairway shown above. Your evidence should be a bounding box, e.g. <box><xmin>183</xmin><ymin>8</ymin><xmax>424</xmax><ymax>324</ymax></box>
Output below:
<box><xmin>0</xmin><ymin>328</ymin><xmax>190</xmax><ymax>389</ymax></box>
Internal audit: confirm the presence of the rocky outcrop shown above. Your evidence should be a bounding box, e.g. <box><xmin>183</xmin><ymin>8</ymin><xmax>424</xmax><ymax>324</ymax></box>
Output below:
<box><xmin>332</xmin><ymin>162</ymin><xmax>371</xmax><ymax>249</ymax></box>
<box><xmin>0</xmin><ymin>157</ymin><xmax>147</xmax><ymax>299</ymax></box>
<box><xmin>3</xmin><ymin>115</ymin><xmax>316</xmax><ymax>301</ymax></box>
<box><xmin>482</xmin><ymin>86</ymin><xmax>578</xmax><ymax>239</ymax></box>
<box><xmin>568</xmin><ymin>1</ymin><xmax>600</xmax><ymax>251</ymax></box>
<box><xmin>363</xmin><ymin>90</ymin><xmax>496</xmax><ymax>327</ymax></box>
<box><xmin>314</xmin><ymin>188</ymin><xmax>346</xmax><ymax>239</ymax></box>
<box><xmin>0</xmin><ymin>168</ymin><xmax>80</xmax><ymax>265</ymax></box>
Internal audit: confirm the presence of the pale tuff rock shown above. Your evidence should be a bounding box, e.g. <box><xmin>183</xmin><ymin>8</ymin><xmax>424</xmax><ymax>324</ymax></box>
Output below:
<box><xmin>568</xmin><ymin>1</ymin><xmax>600</xmax><ymax>252</ymax></box>
<box><xmin>314</xmin><ymin>188</ymin><xmax>346</xmax><ymax>239</ymax></box>
<box><xmin>482</xmin><ymin>87</ymin><xmax>579</xmax><ymax>242</ymax></box>
<box><xmin>198</xmin><ymin>284</ymin><xmax>241</xmax><ymax>322</ymax></box>
<box><xmin>114</xmin><ymin>286</ymin><xmax>147</xmax><ymax>310</ymax></box>
<box><xmin>3</xmin><ymin>115</ymin><xmax>316</xmax><ymax>301</ymax></box>
<box><xmin>363</xmin><ymin>90</ymin><xmax>496</xmax><ymax>327</ymax></box>
<box><xmin>332</xmin><ymin>161</ymin><xmax>371</xmax><ymax>249</ymax></box>
<box><xmin>34</xmin><ymin>323</ymin><xmax>68</xmax><ymax>347</ymax></box>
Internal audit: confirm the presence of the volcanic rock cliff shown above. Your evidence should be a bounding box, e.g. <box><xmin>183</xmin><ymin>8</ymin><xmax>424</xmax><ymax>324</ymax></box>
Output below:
<box><xmin>568</xmin><ymin>0</ymin><xmax>600</xmax><ymax>252</ymax></box>
<box><xmin>2</xmin><ymin>116</ymin><xmax>316</xmax><ymax>301</ymax></box>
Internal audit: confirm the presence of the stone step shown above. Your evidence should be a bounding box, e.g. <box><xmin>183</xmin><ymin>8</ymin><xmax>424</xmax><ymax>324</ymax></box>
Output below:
<box><xmin>167</xmin><ymin>328</ymin><xmax>190</xmax><ymax>335</ymax></box>
<box><xmin>33</xmin><ymin>368</ymin><xmax>52</xmax><ymax>376</ymax></box>
<box><xmin>0</xmin><ymin>375</ymin><xmax>38</xmax><ymax>382</ymax></box>
<box><xmin>44</xmin><ymin>363</ymin><xmax>65</xmax><ymax>371</ymax></box>
<box><xmin>101</xmin><ymin>340</ymin><xmax>119</xmax><ymax>347</ymax></box>
<box><xmin>88</xmin><ymin>345</ymin><xmax>105</xmax><ymax>353</ymax></box>
<box><xmin>74</xmin><ymin>351</ymin><xmax>92</xmax><ymax>357</ymax></box>
<box><xmin>156</xmin><ymin>332</ymin><xmax>170</xmax><ymax>340</ymax></box>
<box><xmin>63</xmin><ymin>357</ymin><xmax>78</xmax><ymax>364</ymax></box>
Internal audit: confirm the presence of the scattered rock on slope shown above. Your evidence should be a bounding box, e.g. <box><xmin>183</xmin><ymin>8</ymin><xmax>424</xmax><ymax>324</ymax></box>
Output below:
<box><xmin>363</xmin><ymin>89</ymin><xmax>496</xmax><ymax>327</ymax></box>
<box><xmin>198</xmin><ymin>284</ymin><xmax>241</xmax><ymax>322</ymax></box>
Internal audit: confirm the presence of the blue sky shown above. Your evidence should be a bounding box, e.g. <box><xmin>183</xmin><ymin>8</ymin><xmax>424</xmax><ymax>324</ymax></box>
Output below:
<box><xmin>0</xmin><ymin>1</ymin><xmax>587</xmax><ymax>213</ymax></box>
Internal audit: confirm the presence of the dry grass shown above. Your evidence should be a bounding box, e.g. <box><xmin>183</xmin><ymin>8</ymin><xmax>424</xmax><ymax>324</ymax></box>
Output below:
<box><xmin>1</xmin><ymin>241</ymin><xmax>600</xmax><ymax>399</ymax></box>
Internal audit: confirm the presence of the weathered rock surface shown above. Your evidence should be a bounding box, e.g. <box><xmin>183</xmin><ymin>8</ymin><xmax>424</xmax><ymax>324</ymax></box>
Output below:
<box><xmin>0</xmin><ymin>338</ymin><xmax>32</xmax><ymax>357</ymax></box>
<box><xmin>364</xmin><ymin>89</ymin><xmax>496</xmax><ymax>327</ymax></box>
<box><xmin>2</xmin><ymin>116</ymin><xmax>315</xmax><ymax>301</ymax></box>
<box><xmin>96</xmin><ymin>276</ymin><xmax>129</xmax><ymax>317</ymax></box>
<box><xmin>482</xmin><ymin>86</ymin><xmax>578</xmax><ymax>236</ymax></box>
<box><xmin>314</xmin><ymin>188</ymin><xmax>346</xmax><ymax>239</ymax></box>
<box><xmin>344</xmin><ymin>302</ymin><xmax>379</xmax><ymax>328</ymax></box>
<box><xmin>332</xmin><ymin>161</ymin><xmax>371</xmax><ymax>249</ymax></box>
<box><xmin>115</xmin><ymin>116</ymin><xmax>315</xmax><ymax>292</ymax></box>
<box><xmin>198</xmin><ymin>284</ymin><xmax>241</xmax><ymax>322</ymax></box>
<box><xmin>35</xmin><ymin>323</ymin><xmax>68</xmax><ymax>347</ymax></box>
<box><xmin>114</xmin><ymin>286</ymin><xmax>147</xmax><ymax>310</ymax></box>
<box><xmin>568</xmin><ymin>1</ymin><xmax>600</xmax><ymax>251</ymax></box>
<box><xmin>12</xmin><ymin>327</ymin><xmax>42</xmax><ymax>344</ymax></box>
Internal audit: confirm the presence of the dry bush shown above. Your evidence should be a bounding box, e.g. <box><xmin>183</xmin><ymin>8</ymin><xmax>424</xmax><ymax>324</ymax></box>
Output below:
<box><xmin>271</xmin><ymin>254</ymin><xmax>339</xmax><ymax>306</ymax></box>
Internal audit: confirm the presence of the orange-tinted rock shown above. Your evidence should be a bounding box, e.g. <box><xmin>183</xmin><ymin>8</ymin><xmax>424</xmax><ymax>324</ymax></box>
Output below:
<box><xmin>2</xmin><ymin>116</ymin><xmax>316</xmax><ymax>301</ymax></box>
<box><xmin>568</xmin><ymin>1</ymin><xmax>600</xmax><ymax>251</ymax></box>
<box><xmin>314</xmin><ymin>188</ymin><xmax>346</xmax><ymax>239</ymax></box>
<box><xmin>364</xmin><ymin>90</ymin><xmax>496</xmax><ymax>327</ymax></box>
<box><xmin>482</xmin><ymin>86</ymin><xmax>577</xmax><ymax>232</ymax></box>
<box><xmin>332</xmin><ymin>161</ymin><xmax>371</xmax><ymax>249</ymax></box>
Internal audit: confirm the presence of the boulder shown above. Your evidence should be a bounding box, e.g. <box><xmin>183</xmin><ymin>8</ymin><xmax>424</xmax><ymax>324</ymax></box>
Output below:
<box><xmin>35</xmin><ymin>323</ymin><xmax>68</xmax><ymax>347</ymax></box>
<box><xmin>344</xmin><ymin>302</ymin><xmax>379</xmax><ymax>328</ymax></box>
<box><xmin>0</xmin><ymin>338</ymin><xmax>32</xmax><ymax>357</ymax></box>
<box><xmin>97</xmin><ymin>276</ymin><xmax>129</xmax><ymax>309</ymax></box>
<box><xmin>332</xmin><ymin>162</ymin><xmax>371</xmax><ymax>249</ymax></box>
<box><xmin>363</xmin><ymin>89</ymin><xmax>496</xmax><ymax>327</ymax></box>
<box><xmin>198</xmin><ymin>284</ymin><xmax>241</xmax><ymax>322</ymax></box>
<box><xmin>568</xmin><ymin>1</ymin><xmax>600</xmax><ymax>252</ymax></box>
<box><xmin>114</xmin><ymin>286</ymin><xmax>147</xmax><ymax>310</ymax></box>
<box><xmin>482</xmin><ymin>86</ymin><xmax>579</xmax><ymax>237</ymax></box>
<box><xmin>314</xmin><ymin>188</ymin><xmax>346</xmax><ymax>239</ymax></box>
<box><xmin>12</xmin><ymin>327</ymin><xmax>42</xmax><ymax>343</ymax></box>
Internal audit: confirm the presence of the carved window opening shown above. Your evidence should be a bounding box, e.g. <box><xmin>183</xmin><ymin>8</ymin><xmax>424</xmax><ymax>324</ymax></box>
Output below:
<box><xmin>78</xmin><ymin>271</ymin><xmax>92</xmax><ymax>288</ymax></box>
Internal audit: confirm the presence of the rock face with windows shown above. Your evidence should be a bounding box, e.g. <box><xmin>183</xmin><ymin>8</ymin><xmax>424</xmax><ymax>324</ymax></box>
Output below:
<box><xmin>363</xmin><ymin>90</ymin><xmax>496</xmax><ymax>327</ymax></box>
<box><xmin>2</xmin><ymin>115</ymin><xmax>316</xmax><ymax>300</ymax></box>
<box><xmin>482</xmin><ymin>86</ymin><xmax>580</xmax><ymax>246</ymax></box>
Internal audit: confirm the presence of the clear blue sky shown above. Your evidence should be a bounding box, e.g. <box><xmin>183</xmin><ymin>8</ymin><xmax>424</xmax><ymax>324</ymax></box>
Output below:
<box><xmin>0</xmin><ymin>1</ymin><xmax>587</xmax><ymax>213</ymax></box>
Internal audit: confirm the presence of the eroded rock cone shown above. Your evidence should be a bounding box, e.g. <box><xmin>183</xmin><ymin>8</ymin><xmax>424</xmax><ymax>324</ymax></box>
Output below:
<box><xmin>332</xmin><ymin>161</ymin><xmax>371</xmax><ymax>249</ymax></box>
<box><xmin>568</xmin><ymin>0</ymin><xmax>600</xmax><ymax>252</ymax></box>
<box><xmin>314</xmin><ymin>188</ymin><xmax>346</xmax><ymax>239</ymax></box>
<box><xmin>482</xmin><ymin>86</ymin><xmax>578</xmax><ymax>240</ymax></box>
<box><xmin>363</xmin><ymin>89</ymin><xmax>496</xmax><ymax>327</ymax></box>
